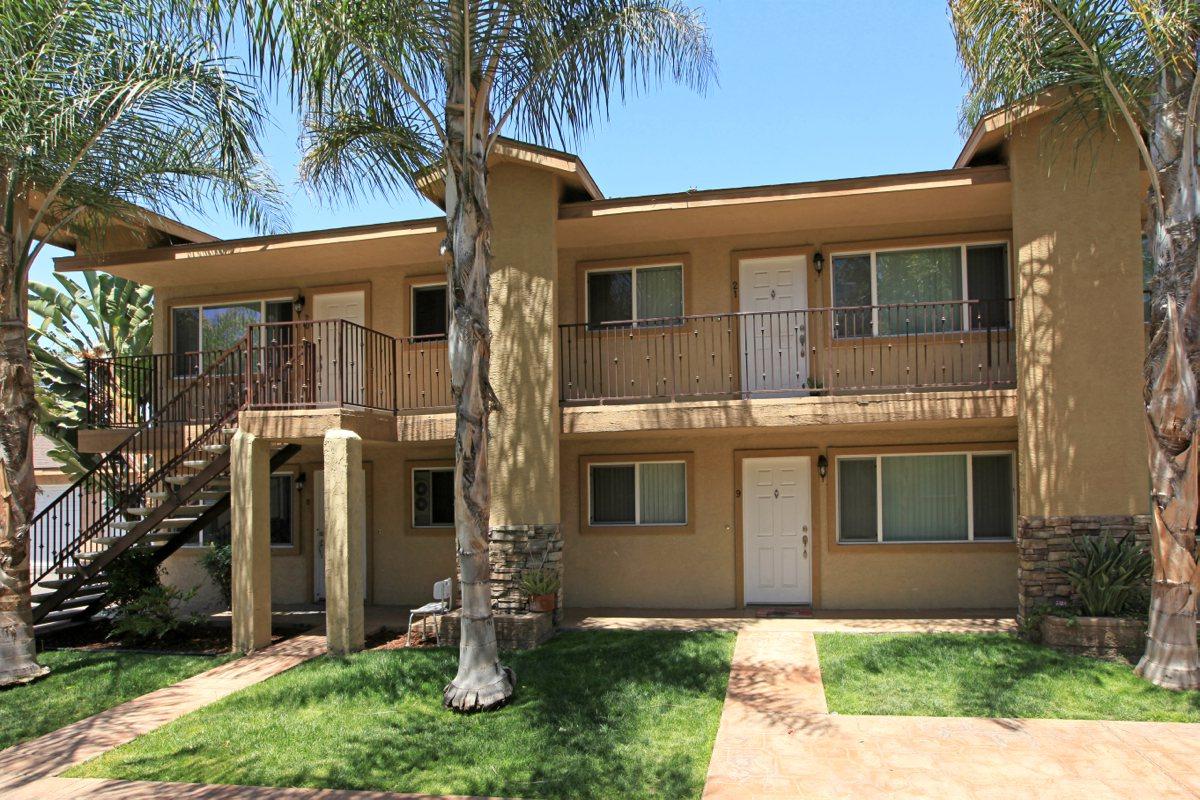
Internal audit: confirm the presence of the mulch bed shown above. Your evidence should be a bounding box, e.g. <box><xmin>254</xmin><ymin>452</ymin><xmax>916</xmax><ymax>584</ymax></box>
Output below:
<box><xmin>366</xmin><ymin>625</ymin><xmax>441</xmax><ymax>650</ymax></box>
<box><xmin>39</xmin><ymin>620</ymin><xmax>309</xmax><ymax>656</ymax></box>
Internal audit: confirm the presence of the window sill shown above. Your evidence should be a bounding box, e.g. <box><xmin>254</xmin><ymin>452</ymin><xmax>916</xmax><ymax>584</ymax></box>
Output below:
<box><xmin>834</xmin><ymin>539</ymin><xmax>1015</xmax><ymax>550</ymax></box>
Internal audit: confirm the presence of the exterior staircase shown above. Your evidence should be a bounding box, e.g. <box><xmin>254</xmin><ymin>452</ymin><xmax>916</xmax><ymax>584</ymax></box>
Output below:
<box><xmin>29</xmin><ymin>336</ymin><xmax>299</xmax><ymax>636</ymax></box>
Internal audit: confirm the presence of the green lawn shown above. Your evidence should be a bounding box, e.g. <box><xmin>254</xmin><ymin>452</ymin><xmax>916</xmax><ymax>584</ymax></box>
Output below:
<box><xmin>817</xmin><ymin>632</ymin><xmax>1200</xmax><ymax>722</ymax></box>
<box><xmin>0</xmin><ymin>649</ymin><xmax>229</xmax><ymax>750</ymax></box>
<box><xmin>69</xmin><ymin>631</ymin><xmax>734</xmax><ymax>799</ymax></box>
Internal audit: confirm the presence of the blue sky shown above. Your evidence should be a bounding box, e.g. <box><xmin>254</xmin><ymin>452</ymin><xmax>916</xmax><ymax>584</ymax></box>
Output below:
<box><xmin>33</xmin><ymin>0</ymin><xmax>969</xmax><ymax>285</ymax></box>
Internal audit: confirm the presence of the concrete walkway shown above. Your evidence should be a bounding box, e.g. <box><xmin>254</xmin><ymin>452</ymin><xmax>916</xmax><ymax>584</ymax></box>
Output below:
<box><xmin>0</xmin><ymin>633</ymin><xmax>327</xmax><ymax>781</ymax></box>
<box><xmin>702</xmin><ymin>623</ymin><xmax>1200</xmax><ymax>800</ymax></box>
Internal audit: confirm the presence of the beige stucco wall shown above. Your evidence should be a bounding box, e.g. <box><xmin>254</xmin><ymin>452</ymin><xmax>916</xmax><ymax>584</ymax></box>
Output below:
<box><xmin>561</xmin><ymin>421</ymin><xmax>1018</xmax><ymax>610</ymax></box>
<box><xmin>1010</xmin><ymin>117</ymin><xmax>1148</xmax><ymax>517</ymax></box>
<box><xmin>486</xmin><ymin>163</ymin><xmax>560</xmax><ymax>526</ymax></box>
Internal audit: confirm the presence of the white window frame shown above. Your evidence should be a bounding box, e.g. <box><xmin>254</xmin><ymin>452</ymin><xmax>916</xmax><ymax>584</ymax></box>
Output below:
<box><xmin>185</xmin><ymin>471</ymin><xmax>298</xmax><ymax>548</ymax></box>
<box><xmin>584</xmin><ymin>262</ymin><xmax>685</xmax><ymax>326</ymax></box>
<box><xmin>835</xmin><ymin>450</ymin><xmax>1016</xmax><ymax>544</ymax></box>
<box><xmin>409</xmin><ymin>280</ymin><xmax>449</xmax><ymax>339</ymax></box>
<box><xmin>410</xmin><ymin>466</ymin><xmax>455</xmax><ymax>529</ymax></box>
<box><xmin>829</xmin><ymin>241</ymin><xmax>1010</xmax><ymax>334</ymax></box>
<box><xmin>172</xmin><ymin>297</ymin><xmax>294</xmax><ymax>354</ymax></box>
<box><xmin>587</xmin><ymin>460</ymin><xmax>688</xmax><ymax>527</ymax></box>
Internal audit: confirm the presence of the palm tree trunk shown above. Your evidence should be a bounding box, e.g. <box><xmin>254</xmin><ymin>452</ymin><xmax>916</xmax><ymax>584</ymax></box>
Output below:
<box><xmin>0</xmin><ymin>225</ymin><xmax>49</xmax><ymax>687</ymax></box>
<box><xmin>440</xmin><ymin>77</ymin><xmax>514</xmax><ymax>713</ymax></box>
<box><xmin>1137</xmin><ymin>64</ymin><xmax>1200</xmax><ymax>691</ymax></box>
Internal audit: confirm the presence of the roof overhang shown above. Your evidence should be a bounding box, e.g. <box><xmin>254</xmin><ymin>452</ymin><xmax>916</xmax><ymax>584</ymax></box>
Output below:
<box><xmin>27</xmin><ymin>188</ymin><xmax>215</xmax><ymax>252</ymax></box>
<box><xmin>417</xmin><ymin>137</ymin><xmax>603</xmax><ymax>206</ymax></box>
<box><xmin>55</xmin><ymin>216</ymin><xmax>444</xmax><ymax>286</ymax></box>
<box><xmin>954</xmin><ymin>89</ymin><xmax>1068</xmax><ymax>169</ymax></box>
<box><xmin>557</xmin><ymin>165</ymin><xmax>1012</xmax><ymax>248</ymax></box>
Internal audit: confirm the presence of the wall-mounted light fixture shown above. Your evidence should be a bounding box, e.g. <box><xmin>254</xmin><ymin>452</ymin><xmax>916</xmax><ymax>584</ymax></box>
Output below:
<box><xmin>817</xmin><ymin>454</ymin><xmax>828</xmax><ymax>480</ymax></box>
<box><xmin>293</xmin><ymin>295</ymin><xmax>306</xmax><ymax>317</ymax></box>
<box><xmin>813</xmin><ymin>251</ymin><xmax>825</xmax><ymax>275</ymax></box>
<box><xmin>295</xmin><ymin>472</ymin><xmax>307</xmax><ymax>492</ymax></box>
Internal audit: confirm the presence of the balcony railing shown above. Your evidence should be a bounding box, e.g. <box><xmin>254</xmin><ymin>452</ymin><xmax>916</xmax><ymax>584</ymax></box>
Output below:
<box><xmin>558</xmin><ymin>298</ymin><xmax>1015</xmax><ymax>404</ymax></box>
<box><xmin>85</xmin><ymin>319</ymin><xmax>453</xmax><ymax>428</ymax></box>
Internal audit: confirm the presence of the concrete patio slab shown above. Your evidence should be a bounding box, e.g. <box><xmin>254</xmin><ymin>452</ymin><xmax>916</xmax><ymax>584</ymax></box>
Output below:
<box><xmin>702</xmin><ymin>627</ymin><xmax>1200</xmax><ymax>799</ymax></box>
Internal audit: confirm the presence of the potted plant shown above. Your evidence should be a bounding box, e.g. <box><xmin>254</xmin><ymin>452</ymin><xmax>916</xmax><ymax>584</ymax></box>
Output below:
<box><xmin>520</xmin><ymin>569</ymin><xmax>561</xmax><ymax>613</ymax></box>
<box><xmin>1041</xmin><ymin>532</ymin><xmax>1151</xmax><ymax>660</ymax></box>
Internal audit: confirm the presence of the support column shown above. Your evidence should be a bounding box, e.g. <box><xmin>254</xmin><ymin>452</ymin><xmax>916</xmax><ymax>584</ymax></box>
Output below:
<box><xmin>231</xmin><ymin>431</ymin><xmax>271</xmax><ymax>653</ymax></box>
<box><xmin>1010</xmin><ymin>115</ymin><xmax>1149</xmax><ymax>621</ymax></box>
<box><xmin>487</xmin><ymin>163</ymin><xmax>563</xmax><ymax>618</ymax></box>
<box><xmin>323</xmin><ymin>429</ymin><xmax>364</xmax><ymax>654</ymax></box>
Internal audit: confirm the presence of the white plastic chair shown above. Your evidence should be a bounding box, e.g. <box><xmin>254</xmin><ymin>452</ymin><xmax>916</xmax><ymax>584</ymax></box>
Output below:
<box><xmin>407</xmin><ymin>577</ymin><xmax>453</xmax><ymax>646</ymax></box>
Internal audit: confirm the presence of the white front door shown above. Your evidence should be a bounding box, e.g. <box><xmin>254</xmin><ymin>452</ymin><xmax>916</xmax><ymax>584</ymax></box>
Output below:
<box><xmin>738</xmin><ymin>255</ymin><xmax>809</xmax><ymax>394</ymax></box>
<box><xmin>311</xmin><ymin>290</ymin><xmax>367</xmax><ymax>404</ymax></box>
<box><xmin>742</xmin><ymin>456</ymin><xmax>812</xmax><ymax>605</ymax></box>
<box><xmin>313</xmin><ymin>469</ymin><xmax>368</xmax><ymax>602</ymax></box>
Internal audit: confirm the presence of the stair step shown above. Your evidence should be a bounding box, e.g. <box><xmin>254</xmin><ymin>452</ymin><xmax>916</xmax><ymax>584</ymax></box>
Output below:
<box><xmin>41</xmin><ymin>605</ymin><xmax>94</xmax><ymax>621</ymax></box>
<box><xmin>34</xmin><ymin>619</ymin><xmax>86</xmax><ymax>635</ymax></box>
<box><xmin>36</xmin><ymin>578</ymin><xmax>108</xmax><ymax>592</ymax></box>
<box><xmin>113</xmin><ymin>520</ymin><xmax>142</xmax><ymax>531</ymax></box>
<box><xmin>181</xmin><ymin>459</ymin><xmax>212</xmax><ymax>470</ymax></box>
<box><xmin>146</xmin><ymin>491</ymin><xmax>170</xmax><ymax>501</ymax></box>
<box><xmin>165</xmin><ymin>475</ymin><xmax>193</xmax><ymax>486</ymax></box>
<box><xmin>55</xmin><ymin>593</ymin><xmax>107</xmax><ymax>609</ymax></box>
<box><xmin>77</xmin><ymin>542</ymin><xmax>164</xmax><ymax>562</ymax></box>
<box><xmin>202</xmin><ymin>443</ymin><xmax>230</xmax><ymax>454</ymax></box>
<box><xmin>93</xmin><ymin>531</ymin><xmax>175</xmax><ymax>546</ymax></box>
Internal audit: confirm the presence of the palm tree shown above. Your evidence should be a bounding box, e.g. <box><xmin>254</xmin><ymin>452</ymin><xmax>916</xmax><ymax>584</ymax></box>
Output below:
<box><xmin>237</xmin><ymin>0</ymin><xmax>713</xmax><ymax>711</ymax></box>
<box><xmin>0</xmin><ymin>0</ymin><xmax>281</xmax><ymax>686</ymax></box>
<box><xmin>29</xmin><ymin>272</ymin><xmax>155</xmax><ymax>477</ymax></box>
<box><xmin>952</xmin><ymin>0</ymin><xmax>1200</xmax><ymax>690</ymax></box>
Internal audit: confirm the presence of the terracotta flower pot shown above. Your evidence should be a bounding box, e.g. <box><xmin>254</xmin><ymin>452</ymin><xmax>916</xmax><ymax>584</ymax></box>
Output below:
<box><xmin>529</xmin><ymin>593</ymin><xmax>557</xmax><ymax>613</ymax></box>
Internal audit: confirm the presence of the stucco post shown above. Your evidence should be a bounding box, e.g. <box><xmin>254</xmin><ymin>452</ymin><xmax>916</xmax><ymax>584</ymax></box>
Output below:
<box><xmin>231</xmin><ymin>430</ymin><xmax>272</xmax><ymax>653</ymax></box>
<box><xmin>486</xmin><ymin>163</ymin><xmax>563</xmax><ymax>615</ymax></box>
<box><xmin>1009</xmin><ymin>116</ymin><xmax>1150</xmax><ymax>620</ymax></box>
<box><xmin>323</xmin><ymin>428</ymin><xmax>365</xmax><ymax>654</ymax></box>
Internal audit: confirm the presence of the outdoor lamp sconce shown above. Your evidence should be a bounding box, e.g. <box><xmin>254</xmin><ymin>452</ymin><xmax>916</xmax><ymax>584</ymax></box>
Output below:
<box><xmin>295</xmin><ymin>472</ymin><xmax>307</xmax><ymax>492</ymax></box>
<box><xmin>817</xmin><ymin>455</ymin><xmax>828</xmax><ymax>480</ymax></box>
<box><xmin>293</xmin><ymin>295</ymin><xmax>306</xmax><ymax>316</ymax></box>
<box><xmin>813</xmin><ymin>250</ymin><xmax>825</xmax><ymax>275</ymax></box>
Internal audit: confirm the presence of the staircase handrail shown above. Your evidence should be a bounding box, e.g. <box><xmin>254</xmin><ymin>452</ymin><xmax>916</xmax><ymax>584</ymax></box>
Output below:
<box><xmin>30</xmin><ymin>335</ymin><xmax>251</xmax><ymax>585</ymax></box>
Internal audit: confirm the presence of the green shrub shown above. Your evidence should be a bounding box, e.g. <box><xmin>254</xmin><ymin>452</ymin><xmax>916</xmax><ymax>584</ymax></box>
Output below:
<box><xmin>109</xmin><ymin>584</ymin><xmax>200</xmax><ymax>642</ymax></box>
<box><xmin>200</xmin><ymin>544</ymin><xmax>233</xmax><ymax>609</ymax></box>
<box><xmin>1057</xmin><ymin>533</ymin><xmax>1151</xmax><ymax>617</ymax></box>
<box><xmin>519</xmin><ymin>568</ymin><xmax>560</xmax><ymax>596</ymax></box>
<box><xmin>105</xmin><ymin>548</ymin><xmax>199</xmax><ymax>643</ymax></box>
<box><xmin>105</xmin><ymin>547</ymin><xmax>160</xmax><ymax>606</ymax></box>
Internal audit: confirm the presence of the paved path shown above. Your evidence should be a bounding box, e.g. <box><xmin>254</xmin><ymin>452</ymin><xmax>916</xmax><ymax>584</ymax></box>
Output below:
<box><xmin>0</xmin><ymin>634</ymin><xmax>327</xmax><ymax>781</ymax></box>
<box><xmin>562</xmin><ymin>607</ymin><xmax>1018</xmax><ymax>634</ymax></box>
<box><xmin>0</xmin><ymin>775</ymin><xmax>495</xmax><ymax>799</ymax></box>
<box><xmin>702</xmin><ymin>625</ymin><xmax>1200</xmax><ymax>800</ymax></box>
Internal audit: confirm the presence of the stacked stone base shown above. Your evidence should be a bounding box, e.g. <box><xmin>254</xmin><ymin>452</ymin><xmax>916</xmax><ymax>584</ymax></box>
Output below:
<box><xmin>1040</xmin><ymin>615</ymin><xmax>1146</xmax><ymax>661</ymax></box>
<box><xmin>436</xmin><ymin>610</ymin><xmax>555</xmax><ymax>651</ymax></box>
<box><xmin>489</xmin><ymin>524</ymin><xmax>563</xmax><ymax>621</ymax></box>
<box><xmin>1017</xmin><ymin>514</ymin><xmax>1151</xmax><ymax>623</ymax></box>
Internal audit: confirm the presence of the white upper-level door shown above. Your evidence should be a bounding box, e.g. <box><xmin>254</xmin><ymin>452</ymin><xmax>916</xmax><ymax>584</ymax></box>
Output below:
<box><xmin>738</xmin><ymin>255</ymin><xmax>809</xmax><ymax>395</ymax></box>
<box><xmin>311</xmin><ymin>290</ymin><xmax>367</xmax><ymax>405</ymax></box>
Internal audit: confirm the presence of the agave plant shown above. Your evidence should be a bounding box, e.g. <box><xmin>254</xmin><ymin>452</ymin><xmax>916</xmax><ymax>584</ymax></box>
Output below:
<box><xmin>1057</xmin><ymin>533</ymin><xmax>1152</xmax><ymax>618</ymax></box>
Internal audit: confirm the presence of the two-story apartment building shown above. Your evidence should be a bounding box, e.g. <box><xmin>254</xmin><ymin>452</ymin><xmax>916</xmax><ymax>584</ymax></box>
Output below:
<box><xmin>32</xmin><ymin>98</ymin><xmax>1149</xmax><ymax>654</ymax></box>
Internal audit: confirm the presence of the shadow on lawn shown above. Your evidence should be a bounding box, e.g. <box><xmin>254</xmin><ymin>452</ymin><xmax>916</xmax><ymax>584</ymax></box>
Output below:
<box><xmin>95</xmin><ymin>630</ymin><xmax>733</xmax><ymax>800</ymax></box>
<box><xmin>821</xmin><ymin>633</ymin><xmax>1200</xmax><ymax>720</ymax></box>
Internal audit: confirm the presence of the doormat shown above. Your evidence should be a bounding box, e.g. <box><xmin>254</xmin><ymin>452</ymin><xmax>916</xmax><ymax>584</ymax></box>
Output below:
<box><xmin>754</xmin><ymin>607</ymin><xmax>813</xmax><ymax>619</ymax></box>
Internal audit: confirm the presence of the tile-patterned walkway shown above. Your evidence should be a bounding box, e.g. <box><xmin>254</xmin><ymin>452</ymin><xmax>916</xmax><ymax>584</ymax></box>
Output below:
<box><xmin>0</xmin><ymin>633</ymin><xmax>327</xmax><ymax>780</ymax></box>
<box><xmin>702</xmin><ymin>625</ymin><xmax>1200</xmax><ymax>800</ymax></box>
